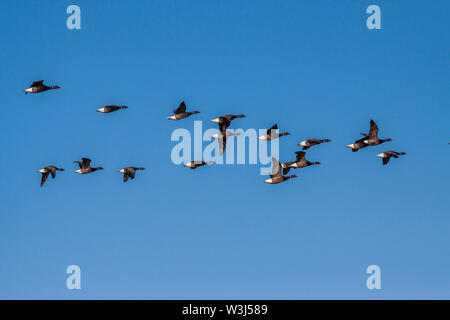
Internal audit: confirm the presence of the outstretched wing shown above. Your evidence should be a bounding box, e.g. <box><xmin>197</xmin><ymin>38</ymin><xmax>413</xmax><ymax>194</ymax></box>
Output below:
<box><xmin>270</xmin><ymin>157</ymin><xmax>282</xmax><ymax>178</ymax></box>
<box><xmin>218</xmin><ymin>133</ymin><xmax>227</xmax><ymax>156</ymax></box>
<box><xmin>123</xmin><ymin>172</ymin><xmax>130</xmax><ymax>182</ymax></box>
<box><xmin>73</xmin><ymin>161</ymin><xmax>82</xmax><ymax>169</ymax></box>
<box><xmin>31</xmin><ymin>80</ymin><xmax>44</xmax><ymax>87</ymax></box>
<box><xmin>128</xmin><ymin>167</ymin><xmax>136</xmax><ymax>179</ymax></box>
<box><xmin>267</xmin><ymin>124</ymin><xmax>278</xmax><ymax>135</ymax></box>
<box><xmin>81</xmin><ymin>158</ymin><xmax>91</xmax><ymax>168</ymax></box>
<box><xmin>382</xmin><ymin>156</ymin><xmax>391</xmax><ymax>165</ymax></box>
<box><xmin>174</xmin><ymin>101</ymin><xmax>186</xmax><ymax>114</ymax></box>
<box><xmin>368</xmin><ymin>119</ymin><xmax>379</xmax><ymax>140</ymax></box>
<box><xmin>47</xmin><ymin>166</ymin><xmax>56</xmax><ymax>179</ymax></box>
<box><xmin>40</xmin><ymin>172</ymin><xmax>49</xmax><ymax>187</ymax></box>
<box><xmin>295</xmin><ymin>151</ymin><xmax>306</xmax><ymax>162</ymax></box>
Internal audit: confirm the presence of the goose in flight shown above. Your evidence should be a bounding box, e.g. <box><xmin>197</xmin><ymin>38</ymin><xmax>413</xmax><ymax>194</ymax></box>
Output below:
<box><xmin>96</xmin><ymin>105</ymin><xmax>128</xmax><ymax>113</ymax></box>
<box><xmin>346</xmin><ymin>135</ymin><xmax>369</xmax><ymax>152</ymax></box>
<box><xmin>118</xmin><ymin>167</ymin><xmax>145</xmax><ymax>182</ymax></box>
<box><xmin>24</xmin><ymin>80</ymin><xmax>60</xmax><ymax>94</ymax></box>
<box><xmin>363</xmin><ymin>119</ymin><xmax>392</xmax><ymax>146</ymax></box>
<box><xmin>37</xmin><ymin>166</ymin><xmax>64</xmax><ymax>187</ymax></box>
<box><xmin>168</xmin><ymin>101</ymin><xmax>199</xmax><ymax>120</ymax></box>
<box><xmin>377</xmin><ymin>151</ymin><xmax>406</xmax><ymax>165</ymax></box>
<box><xmin>298</xmin><ymin>138</ymin><xmax>331</xmax><ymax>150</ymax></box>
<box><xmin>73</xmin><ymin>158</ymin><xmax>104</xmax><ymax>174</ymax></box>
<box><xmin>281</xmin><ymin>151</ymin><xmax>321</xmax><ymax>175</ymax></box>
<box><xmin>184</xmin><ymin>161</ymin><xmax>214</xmax><ymax>169</ymax></box>
<box><xmin>210</xmin><ymin>114</ymin><xmax>245</xmax><ymax>155</ymax></box>
<box><xmin>258</xmin><ymin>124</ymin><xmax>290</xmax><ymax>140</ymax></box>
<box><xmin>264</xmin><ymin>157</ymin><xmax>297</xmax><ymax>184</ymax></box>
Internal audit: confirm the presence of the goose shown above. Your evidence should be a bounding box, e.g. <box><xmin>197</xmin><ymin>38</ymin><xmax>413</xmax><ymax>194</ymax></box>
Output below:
<box><xmin>73</xmin><ymin>158</ymin><xmax>104</xmax><ymax>174</ymax></box>
<box><xmin>168</xmin><ymin>101</ymin><xmax>199</xmax><ymax>120</ymax></box>
<box><xmin>264</xmin><ymin>157</ymin><xmax>297</xmax><ymax>184</ymax></box>
<box><xmin>210</xmin><ymin>114</ymin><xmax>245</xmax><ymax>155</ymax></box>
<box><xmin>258</xmin><ymin>124</ymin><xmax>290</xmax><ymax>140</ymax></box>
<box><xmin>24</xmin><ymin>80</ymin><xmax>60</xmax><ymax>94</ymax></box>
<box><xmin>96</xmin><ymin>105</ymin><xmax>128</xmax><ymax>113</ymax></box>
<box><xmin>298</xmin><ymin>138</ymin><xmax>331</xmax><ymax>150</ymax></box>
<box><xmin>376</xmin><ymin>151</ymin><xmax>406</xmax><ymax>165</ymax></box>
<box><xmin>37</xmin><ymin>166</ymin><xmax>64</xmax><ymax>187</ymax></box>
<box><xmin>363</xmin><ymin>119</ymin><xmax>392</xmax><ymax>146</ymax></box>
<box><xmin>211</xmin><ymin>130</ymin><xmax>241</xmax><ymax>155</ymax></box>
<box><xmin>184</xmin><ymin>161</ymin><xmax>214</xmax><ymax>169</ymax></box>
<box><xmin>281</xmin><ymin>151</ymin><xmax>321</xmax><ymax>175</ymax></box>
<box><xmin>118</xmin><ymin>167</ymin><xmax>145</xmax><ymax>182</ymax></box>
<box><xmin>346</xmin><ymin>135</ymin><xmax>369</xmax><ymax>152</ymax></box>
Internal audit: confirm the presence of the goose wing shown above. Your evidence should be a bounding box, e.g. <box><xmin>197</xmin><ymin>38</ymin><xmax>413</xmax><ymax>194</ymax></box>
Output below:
<box><xmin>218</xmin><ymin>133</ymin><xmax>227</xmax><ymax>156</ymax></box>
<box><xmin>174</xmin><ymin>101</ymin><xmax>186</xmax><ymax>114</ymax></box>
<box><xmin>295</xmin><ymin>151</ymin><xmax>306</xmax><ymax>162</ymax></box>
<box><xmin>40</xmin><ymin>172</ymin><xmax>49</xmax><ymax>187</ymax></box>
<box><xmin>270</xmin><ymin>157</ymin><xmax>282</xmax><ymax>178</ymax></box>
<box><xmin>31</xmin><ymin>80</ymin><xmax>44</xmax><ymax>87</ymax></box>
<box><xmin>127</xmin><ymin>167</ymin><xmax>136</xmax><ymax>179</ymax></box>
<box><xmin>81</xmin><ymin>158</ymin><xmax>91</xmax><ymax>169</ymax></box>
<box><xmin>267</xmin><ymin>124</ymin><xmax>278</xmax><ymax>135</ymax></box>
<box><xmin>47</xmin><ymin>166</ymin><xmax>57</xmax><ymax>179</ymax></box>
<box><xmin>368</xmin><ymin>119</ymin><xmax>379</xmax><ymax>140</ymax></box>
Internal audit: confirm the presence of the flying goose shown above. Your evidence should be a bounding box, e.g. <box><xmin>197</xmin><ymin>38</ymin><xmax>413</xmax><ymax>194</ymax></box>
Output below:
<box><xmin>118</xmin><ymin>167</ymin><xmax>145</xmax><ymax>182</ymax></box>
<box><xmin>168</xmin><ymin>101</ymin><xmax>199</xmax><ymax>120</ymax></box>
<box><xmin>211</xmin><ymin>114</ymin><xmax>245</xmax><ymax>155</ymax></box>
<box><xmin>24</xmin><ymin>80</ymin><xmax>60</xmax><ymax>94</ymax></box>
<box><xmin>264</xmin><ymin>157</ymin><xmax>297</xmax><ymax>184</ymax></box>
<box><xmin>96</xmin><ymin>105</ymin><xmax>128</xmax><ymax>113</ymax></box>
<box><xmin>346</xmin><ymin>135</ymin><xmax>369</xmax><ymax>152</ymax></box>
<box><xmin>298</xmin><ymin>138</ymin><xmax>331</xmax><ymax>150</ymax></box>
<box><xmin>363</xmin><ymin>119</ymin><xmax>392</xmax><ymax>146</ymax></box>
<box><xmin>258</xmin><ymin>124</ymin><xmax>290</xmax><ymax>140</ymax></box>
<box><xmin>37</xmin><ymin>166</ymin><xmax>64</xmax><ymax>187</ymax></box>
<box><xmin>184</xmin><ymin>161</ymin><xmax>214</xmax><ymax>169</ymax></box>
<box><xmin>281</xmin><ymin>151</ymin><xmax>321</xmax><ymax>175</ymax></box>
<box><xmin>376</xmin><ymin>151</ymin><xmax>406</xmax><ymax>165</ymax></box>
<box><xmin>73</xmin><ymin>158</ymin><xmax>104</xmax><ymax>174</ymax></box>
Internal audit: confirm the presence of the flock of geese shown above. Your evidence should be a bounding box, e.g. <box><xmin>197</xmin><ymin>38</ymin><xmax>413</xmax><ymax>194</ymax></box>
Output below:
<box><xmin>28</xmin><ymin>80</ymin><xmax>408</xmax><ymax>187</ymax></box>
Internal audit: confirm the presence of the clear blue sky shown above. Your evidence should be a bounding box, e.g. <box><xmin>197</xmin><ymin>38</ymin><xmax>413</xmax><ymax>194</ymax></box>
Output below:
<box><xmin>0</xmin><ymin>0</ymin><xmax>449</xmax><ymax>299</ymax></box>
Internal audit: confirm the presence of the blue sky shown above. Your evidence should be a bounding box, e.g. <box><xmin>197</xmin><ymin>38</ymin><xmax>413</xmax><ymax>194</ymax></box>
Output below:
<box><xmin>0</xmin><ymin>0</ymin><xmax>449</xmax><ymax>299</ymax></box>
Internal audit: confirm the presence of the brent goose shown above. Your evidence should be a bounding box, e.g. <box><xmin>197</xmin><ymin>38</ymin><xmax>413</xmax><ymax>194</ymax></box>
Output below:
<box><xmin>298</xmin><ymin>138</ymin><xmax>331</xmax><ymax>150</ymax></box>
<box><xmin>168</xmin><ymin>101</ymin><xmax>199</xmax><ymax>120</ymax></box>
<box><xmin>346</xmin><ymin>135</ymin><xmax>369</xmax><ymax>152</ymax></box>
<box><xmin>377</xmin><ymin>151</ymin><xmax>406</xmax><ymax>165</ymax></box>
<box><xmin>24</xmin><ymin>80</ymin><xmax>60</xmax><ymax>94</ymax></box>
<box><xmin>264</xmin><ymin>157</ymin><xmax>297</xmax><ymax>184</ymax></box>
<box><xmin>37</xmin><ymin>166</ymin><xmax>64</xmax><ymax>187</ymax></box>
<box><xmin>184</xmin><ymin>161</ymin><xmax>214</xmax><ymax>169</ymax></box>
<box><xmin>363</xmin><ymin>119</ymin><xmax>392</xmax><ymax>146</ymax></box>
<box><xmin>211</xmin><ymin>114</ymin><xmax>245</xmax><ymax>155</ymax></box>
<box><xmin>73</xmin><ymin>158</ymin><xmax>104</xmax><ymax>174</ymax></box>
<box><xmin>96</xmin><ymin>105</ymin><xmax>128</xmax><ymax>113</ymax></box>
<box><xmin>258</xmin><ymin>124</ymin><xmax>290</xmax><ymax>140</ymax></box>
<box><xmin>118</xmin><ymin>167</ymin><xmax>145</xmax><ymax>182</ymax></box>
<box><xmin>281</xmin><ymin>151</ymin><xmax>320</xmax><ymax>175</ymax></box>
